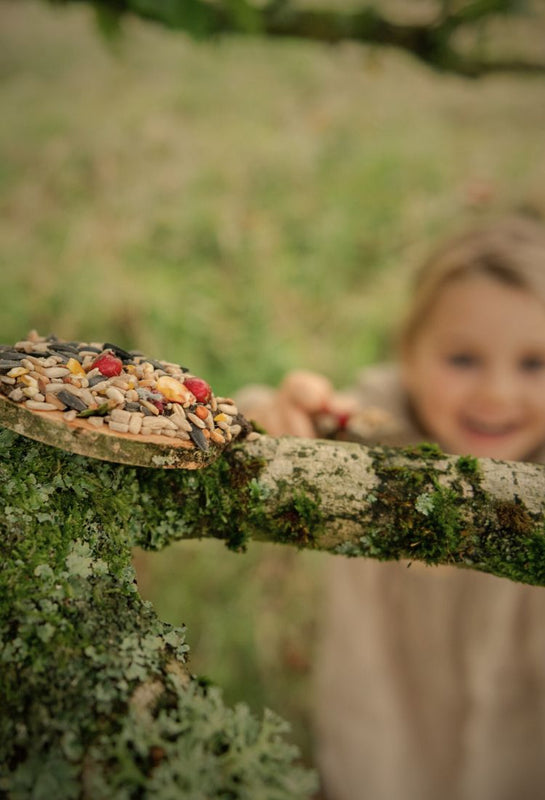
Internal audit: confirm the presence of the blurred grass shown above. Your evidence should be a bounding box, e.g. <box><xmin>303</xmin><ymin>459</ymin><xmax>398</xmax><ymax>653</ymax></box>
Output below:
<box><xmin>2</xmin><ymin>0</ymin><xmax>545</xmax><ymax>768</ymax></box>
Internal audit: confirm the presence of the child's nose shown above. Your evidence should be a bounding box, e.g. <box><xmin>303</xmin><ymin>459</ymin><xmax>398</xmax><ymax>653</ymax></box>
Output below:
<box><xmin>475</xmin><ymin>369</ymin><xmax>518</xmax><ymax>410</ymax></box>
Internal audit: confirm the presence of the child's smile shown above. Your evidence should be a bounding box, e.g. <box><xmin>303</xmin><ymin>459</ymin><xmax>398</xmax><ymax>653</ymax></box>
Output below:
<box><xmin>402</xmin><ymin>274</ymin><xmax>545</xmax><ymax>461</ymax></box>
<box><xmin>458</xmin><ymin>413</ymin><xmax>529</xmax><ymax>452</ymax></box>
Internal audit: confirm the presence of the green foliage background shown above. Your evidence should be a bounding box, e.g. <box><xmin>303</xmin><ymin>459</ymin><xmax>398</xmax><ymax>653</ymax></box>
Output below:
<box><xmin>2</xmin><ymin>0</ymin><xmax>545</xmax><ymax>766</ymax></box>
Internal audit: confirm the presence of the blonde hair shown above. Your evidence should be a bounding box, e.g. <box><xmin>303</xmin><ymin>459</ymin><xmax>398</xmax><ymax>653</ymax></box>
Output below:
<box><xmin>400</xmin><ymin>216</ymin><xmax>545</xmax><ymax>349</ymax></box>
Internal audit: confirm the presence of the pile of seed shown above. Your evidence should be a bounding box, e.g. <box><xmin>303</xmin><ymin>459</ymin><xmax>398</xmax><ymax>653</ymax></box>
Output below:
<box><xmin>0</xmin><ymin>333</ymin><xmax>255</xmax><ymax>452</ymax></box>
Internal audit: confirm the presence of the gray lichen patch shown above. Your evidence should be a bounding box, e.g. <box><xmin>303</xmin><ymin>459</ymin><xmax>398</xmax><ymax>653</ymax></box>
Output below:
<box><xmin>0</xmin><ymin>430</ymin><xmax>317</xmax><ymax>798</ymax></box>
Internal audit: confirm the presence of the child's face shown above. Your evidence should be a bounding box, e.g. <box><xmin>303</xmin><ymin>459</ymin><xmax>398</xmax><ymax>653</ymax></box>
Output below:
<box><xmin>402</xmin><ymin>274</ymin><xmax>545</xmax><ymax>461</ymax></box>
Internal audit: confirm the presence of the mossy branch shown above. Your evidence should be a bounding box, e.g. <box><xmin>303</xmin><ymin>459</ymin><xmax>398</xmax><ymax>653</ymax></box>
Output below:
<box><xmin>39</xmin><ymin>0</ymin><xmax>545</xmax><ymax>77</ymax></box>
<box><xmin>3</xmin><ymin>428</ymin><xmax>545</xmax><ymax>795</ymax></box>
<box><xmin>241</xmin><ymin>437</ymin><xmax>545</xmax><ymax>586</ymax></box>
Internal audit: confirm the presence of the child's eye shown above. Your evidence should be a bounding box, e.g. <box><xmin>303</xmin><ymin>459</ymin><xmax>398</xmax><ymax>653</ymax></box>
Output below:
<box><xmin>520</xmin><ymin>356</ymin><xmax>545</xmax><ymax>373</ymax></box>
<box><xmin>446</xmin><ymin>354</ymin><xmax>478</xmax><ymax>368</ymax></box>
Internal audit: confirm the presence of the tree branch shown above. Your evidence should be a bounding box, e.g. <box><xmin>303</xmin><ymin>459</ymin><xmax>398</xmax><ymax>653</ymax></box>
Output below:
<box><xmin>40</xmin><ymin>0</ymin><xmax>545</xmax><ymax>77</ymax></box>
<box><xmin>3</xmin><ymin>428</ymin><xmax>545</xmax><ymax>792</ymax></box>
<box><xmin>217</xmin><ymin>436</ymin><xmax>545</xmax><ymax>585</ymax></box>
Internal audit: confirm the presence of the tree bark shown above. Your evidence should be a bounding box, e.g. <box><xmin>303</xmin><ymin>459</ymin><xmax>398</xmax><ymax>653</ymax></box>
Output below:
<box><xmin>3</xmin><ymin>428</ymin><xmax>545</xmax><ymax>795</ymax></box>
<box><xmin>218</xmin><ymin>436</ymin><xmax>545</xmax><ymax>586</ymax></box>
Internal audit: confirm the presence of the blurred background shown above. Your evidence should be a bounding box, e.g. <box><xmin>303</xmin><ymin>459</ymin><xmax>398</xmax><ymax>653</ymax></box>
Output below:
<box><xmin>2</xmin><ymin>0</ymin><xmax>545</xmax><ymax>768</ymax></box>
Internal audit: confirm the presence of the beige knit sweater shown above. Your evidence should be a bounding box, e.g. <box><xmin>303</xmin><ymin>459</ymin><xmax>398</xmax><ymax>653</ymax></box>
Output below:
<box><xmin>313</xmin><ymin>365</ymin><xmax>545</xmax><ymax>800</ymax></box>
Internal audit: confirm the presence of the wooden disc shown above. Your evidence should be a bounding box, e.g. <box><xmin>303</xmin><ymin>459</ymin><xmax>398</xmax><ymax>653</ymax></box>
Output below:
<box><xmin>0</xmin><ymin>394</ymin><xmax>221</xmax><ymax>469</ymax></box>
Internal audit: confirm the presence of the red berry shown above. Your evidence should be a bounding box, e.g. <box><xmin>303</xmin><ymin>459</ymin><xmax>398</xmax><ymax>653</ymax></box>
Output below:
<box><xmin>91</xmin><ymin>351</ymin><xmax>123</xmax><ymax>377</ymax></box>
<box><xmin>184</xmin><ymin>377</ymin><xmax>211</xmax><ymax>403</ymax></box>
<box><xmin>336</xmin><ymin>412</ymin><xmax>350</xmax><ymax>430</ymax></box>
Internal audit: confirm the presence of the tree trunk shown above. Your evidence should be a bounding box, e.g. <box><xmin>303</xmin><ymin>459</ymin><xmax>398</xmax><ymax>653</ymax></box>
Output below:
<box><xmin>2</xmin><ymin>428</ymin><xmax>545</xmax><ymax>796</ymax></box>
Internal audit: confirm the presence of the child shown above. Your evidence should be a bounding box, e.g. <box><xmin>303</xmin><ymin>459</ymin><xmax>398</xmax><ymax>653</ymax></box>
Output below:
<box><xmin>237</xmin><ymin>216</ymin><xmax>545</xmax><ymax>800</ymax></box>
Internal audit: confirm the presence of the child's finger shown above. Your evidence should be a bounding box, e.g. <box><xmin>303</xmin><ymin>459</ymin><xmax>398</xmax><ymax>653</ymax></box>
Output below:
<box><xmin>280</xmin><ymin>369</ymin><xmax>334</xmax><ymax>413</ymax></box>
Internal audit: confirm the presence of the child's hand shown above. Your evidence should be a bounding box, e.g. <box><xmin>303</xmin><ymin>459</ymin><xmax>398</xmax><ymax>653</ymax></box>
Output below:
<box><xmin>235</xmin><ymin>370</ymin><xmax>330</xmax><ymax>437</ymax></box>
<box><xmin>236</xmin><ymin>370</ymin><xmax>360</xmax><ymax>438</ymax></box>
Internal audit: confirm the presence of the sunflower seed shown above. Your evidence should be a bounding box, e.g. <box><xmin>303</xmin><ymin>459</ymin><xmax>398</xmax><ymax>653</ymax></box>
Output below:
<box><xmin>14</xmin><ymin>341</ymin><xmax>36</xmax><ymax>353</ymax></box>
<box><xmin>8</xmin><ymin>388</ymin><xmax>25</xmax><ymax>402</ymax></box>
<box><xmin>108</xmin><ymin>421</ymin><xmax>130</xmax><ymax>434</ymax></box>
<box><xmin>210</xmin><ymin>429</ymin><xmax>225</xmax><ymax>445</ymax></box>
<box><xmin>186</xmin><ymin>412</ymin><xmax>206</xmax><ymax>429</ymax></box>
<box><xmin>214</xmin><ymin>412</ymin><xmax>232</xmax><ymax>426</ymax></box>
<box><xmin>109</xmin><ymin>378</ymin><xmax>131</xmax><ymax>391</ymax></box>
<box><xmin>88</xmin><ymin>378</ymin><xmax>108</xmax><ymax>391</ymax></box>
<box><xmin>25</xmin><ymin>399</ymin><xmax>58</xmax><ymax>411</ymax></box>
<box><xmin>0</xmin><ymin>360</ymin><xmax>23</xmax><ymax>371</ymax></box>
<box><xmin>110</xmin><ymin>409</ymin><xmax>131</xmax><ymax>424</ymax></box>
<box><xmin>189</xmin><ymin>425</ymin><xmax>209</xmax><ymax>451</ymax></box>
<box><xmin>56</xmin><ymin>390</ymin><xmax>87</xmax><ymax>412</ymax></box>
<box><xmin>141</xmin><ymin>417</ymin><xmax>165</xmax><ymax>431</ymax></box>
<box><xmin>19</xmin><ymin>374</ymin><xmax>38</xmax><ymax>388</ymax></box>
<box><xmin>159</xmin><ymin>416</ymin><xmax>178</xmax><ymax>430</ymax></box>
<box><xmin>105</xmin><ymin>387</ymin><xmax>125</xmax><ymax>405</ymax></box>
<box><xmin>7</xmin><ymin>367</ymin><xmax>28</xmax><ymax>378</ymax></box>
<box><xmin>139</xmin><ymin>398</ymin><xmax>159</xmax><ymax>415</ymax></box>
<box><xmin>44</xmin><ymin>382</ymin><xmax>68</xmax><ymax>394</ymax></box>
<box><xmin>128</xmin><ymin>414</ymin><xmax>143</xmax><ymax>435</ymax></box>
<box><xmin>48</xmin><ymin>342</ymin><xmax>79</xmax><ymax>354</ymax></box>
<box><xmin>30</xmin><ymin>371</ymin><xmax>48</xmax><ymax>385</ymax></box>
<box><xmin>44</xmin><ymin>367</ymin><xmax>70</xmax><ymax>379</ymax></box>
<box><xmin>21</xmin><ymin>359</ymin><xmax>48</xmax><ymax>375</ymax></box>
<box><xmin>170</xmin><ymin>415</ymin><xmax>192</xmax><ymax>432</ymax></box>
<box><xmin>80</xmin><ymin>389</ymin><xmax>96</xmax><ymax>407</ymax></box>
<box><xmin>218</xmin><ymin>403</ymin><xmax>238</xmax><ymax>415</ymax></box>
<box><xmin>44</xmin><ymin>350</ymin><xmax>71</xmax><ymax>363</ymax></box>
<box><xmin>45</xmin><ymin>392</ymin><xmax>68</xmax><ymax>410</ymax></box>
<box><xmin>103</xmin><ymin>342</ymin><xmax>133</xmax><ymax>361</ymax></box>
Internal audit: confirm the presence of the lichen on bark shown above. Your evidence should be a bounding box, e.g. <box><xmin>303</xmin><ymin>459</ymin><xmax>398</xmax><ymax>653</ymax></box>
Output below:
<box><xmin>0</xmin><ymin>430</ymin><xmax>317</xmax><ymax>798</ymax></box>
<box><xmin>3</xmin><ymin>424</ymin><xmax>545</xmax><ymax>796</ymax></box>
<box><xmin>347</xmin><ymin>445</ymin><xmax>545</xmax><ymax>586</ymax></box>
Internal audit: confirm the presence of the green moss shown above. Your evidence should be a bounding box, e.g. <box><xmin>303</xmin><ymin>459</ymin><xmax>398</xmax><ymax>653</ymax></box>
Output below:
<box><xmin>350</xmin><ymin>446</ymin><xmax>545</xmax><ymax>587</ymax></box>
<box><xmin>269</xmin><ymin>486</ymin><xmax>324</xmax><ymax>548</ymax></box>
<box><xmin>135</xmin><ymin>448</ymin><xmax>270</xmax><ymax>553</ymax></box>
<box><xmin>403</xmin><ymin>442</ymin><xmax>445</xmax><ymax>460</ymax></box>
<box><xmin>456</xmin><ymin>454</ymin><xmax>480</xmax><ymax>476</ymax></box>
<box><xmin>359</xmin><ymin>461</ymin><xmax>466</xmax><ymax>565</ymax></box>
<box><xmin>470</xmin><ymin>498</ymin><xmax>545</xmax><ymax>586</ymax></box>
<box><xmin>0</xmin><ymin>430</ymin><xmax>317</xmax><ymax>798</ymax></box>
